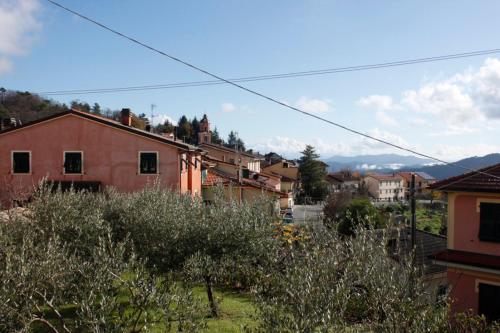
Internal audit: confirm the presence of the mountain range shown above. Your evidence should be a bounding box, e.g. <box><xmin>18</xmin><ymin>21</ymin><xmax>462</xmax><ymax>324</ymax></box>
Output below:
<box><xmin>324</xmin><ymin>153</ymin><xmax>500</xmax><ymax>180</ymax></box>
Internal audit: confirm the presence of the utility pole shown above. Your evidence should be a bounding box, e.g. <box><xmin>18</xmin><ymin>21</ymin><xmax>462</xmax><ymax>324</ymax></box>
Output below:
<box><xmin>410</xmin><ymin>173</ymin><xmax>417</xmax><ymax>298</ymax></box>
<box><xmin>410</xmin><ymin>173</ymin><xmax>416</xmax><ymax>250</ymax></box>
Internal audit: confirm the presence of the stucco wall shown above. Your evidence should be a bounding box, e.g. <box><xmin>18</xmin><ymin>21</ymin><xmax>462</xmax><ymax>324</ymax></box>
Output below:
<box><xmin>451</xmin><ymin>193</ymin><xmax>500</xmax><ymax>256</ymax></box>
<box><xmin>0</xmin><ymin>114</ymin><xmax>201</xmax><ymax>202</ymax></box>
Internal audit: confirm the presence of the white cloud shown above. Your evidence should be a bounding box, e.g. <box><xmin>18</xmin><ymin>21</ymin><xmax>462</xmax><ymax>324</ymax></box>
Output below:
<box><xmin>409</xmin><ymin>117</ymin><xmax>428</xmax><ymax>126</ymax></box>
<box><xmin>250</xmin><ymin>129</ymin><xmax>413</xmax><ymax>158</ymax></box>
<box><xmin>402</xmin><ymin>81</ymin><xmax>481</xmax><ymax>125</ymax></box>
<box><xmin>294</xmin><ymin>96</ymin><xmax>331</xmax><ymax>114</ymax></box>
<box><xmin>150</xmin><ymin>114</ymin><xmax>176</xmax><ymax>126</ymax></box>
<box><xmin>0</xmin><ymin>0</ymin><xmax>41</xmax><ymax>74</ymax></box>
<box><xmin>375</xmin><ymin>111</ymin><xmax>397</xmax><ymax>126</ymax></box>
<box><xmin>357</xmin><ymin>94</ymin><xmax>396</xmax><ymax>111</ymax></box>
<box><xmin>432</xmin><ymin>143</ymin><xmax>500</xmax><ymax>161</ymax></box>
<box><xmin>221</xmin><ymin>102</ymin><xmax>236</xmax><ymax>113</ymax></box>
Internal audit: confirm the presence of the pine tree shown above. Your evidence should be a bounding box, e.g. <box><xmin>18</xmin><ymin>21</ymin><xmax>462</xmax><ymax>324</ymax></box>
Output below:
<box><xmin>298</xmin><ymin>145</ymin><xmax>328</xmax><ymax>201</ymax></box>
<box><xmin>177</xmin><ymin>115</ymin><xmax>193</xmax><ymax>143</ymax></box>
<box><xmin>191</xmin><ymin>117</ymin><xmax>200</xmax><ymax>144</ymax></box>
<box><xmin>211</xmin><ymin>127</ymin><xmax>223</xmax><ymax>144</ymax></box>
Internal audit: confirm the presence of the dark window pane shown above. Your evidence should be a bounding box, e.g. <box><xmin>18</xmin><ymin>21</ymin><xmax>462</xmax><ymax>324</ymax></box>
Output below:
<box><xmin>13</xmin><ymin>152</ymin><xmax>30</xmax><ymax>173</ymax></box>
<box><xmin>479</xmin><ymin>203</ymin><xmax>500</xmax><ymax>243</ymax></box>
<box><xmin>64</xmin><ymin>152</ymin><xmax>82</xmax><ymax>174</ymax></box>
<box><xmin>140</xmin><ymin>153</ymin><xmax>157</xmax><ymax>174</ymax></box>
<box><xmin>479</xmin><ymin>283</ymin><xmax>500</xmax><ymax>322</ymax></box>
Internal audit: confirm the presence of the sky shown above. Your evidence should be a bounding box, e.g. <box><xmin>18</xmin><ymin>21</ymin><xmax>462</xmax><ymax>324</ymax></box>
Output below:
<box><xmin>2</xmin><ymin>0</ymin><xmax>500</xmax><ymax>161</ymax></box>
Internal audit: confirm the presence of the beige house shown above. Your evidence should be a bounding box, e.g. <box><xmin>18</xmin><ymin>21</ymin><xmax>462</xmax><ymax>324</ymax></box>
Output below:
<box><xmin>201</xmin><ymin>155</ymin><xmax>292</xmax><ymax>211</ymax></box>
<box><xmin>261</xmin><ymin>160</ymin><xmax>299</xmax><ymax>194</ymax></box>
<box><xmin>363</xmin><ymin>173</ymin><xmax>404</xmax><ymax>202</ymax></box>
<box><xmin>199</xmin><ymin>143</ymin><xmax>261</xmax><ymax>173</ymax></box>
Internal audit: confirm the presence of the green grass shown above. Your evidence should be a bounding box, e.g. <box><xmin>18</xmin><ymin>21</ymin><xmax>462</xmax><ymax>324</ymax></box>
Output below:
<box><xmin>32</xmin><ymin>285</ymin><xmax>256</xmax><ymax>333</ymax></box>
<box><xmin>405</xmin><ymin>207</ymin><xmax>445</xmax><ymax>235</ymax></box>
<box><xmin>192</xmin><ymin>286</ymin><xmax>256</xmax><ymax>333</ymax></box>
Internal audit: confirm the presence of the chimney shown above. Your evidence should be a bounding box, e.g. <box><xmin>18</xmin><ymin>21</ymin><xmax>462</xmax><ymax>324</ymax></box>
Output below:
<box><xmin>120</xmin><ymin>108</ymin><xmax>132</xmax><ymax>126</ymax></box>
<box><xmin>145</xmin><ymin>124</ymin><xmax>151</xmax><ymax>132</ymax></box>
<box><xmin>0</xmin><ymin>117</ymin><xmax>16</xmax><ymax>131</ymax></box>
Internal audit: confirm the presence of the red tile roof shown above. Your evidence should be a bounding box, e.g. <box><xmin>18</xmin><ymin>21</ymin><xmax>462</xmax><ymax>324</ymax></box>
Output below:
<box><xmin>428</xmin><ymin>163</ymin><xmax>500</xmax><ymax>193</ymax></box>
<box><xmin>365</xmin><ymin>173</ymin><xmax>403</xmax><ymax>181</ymax></box>
<box><xmin>0</xmin><ymin>109</ymin><xmax>201</xmax><ymax>152</ymax></box>
<box><xmin>432</xmin><ymin>249</ymin><xmax>500</xmax><ymax>272</ymax></box>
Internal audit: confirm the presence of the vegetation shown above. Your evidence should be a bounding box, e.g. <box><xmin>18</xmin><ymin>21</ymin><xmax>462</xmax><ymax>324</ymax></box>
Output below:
<box><xmin>298</xmin><ymin>145</ymin><xmax>329</xmax><ymax>202</ymax></box>
<box><xmin>1</xmin><ymin>182</ymin><xmax>498</xmax><ymax>332</ymax></box>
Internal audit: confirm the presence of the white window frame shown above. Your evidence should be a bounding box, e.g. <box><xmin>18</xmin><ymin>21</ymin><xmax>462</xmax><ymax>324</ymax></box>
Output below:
<box><xmin>63</xmin><ymin>151</ymin><xmax>84</xmax><ymax>175</ymax></box>
<box><xmin>138</xmin><ymin>151</ymin><xmax>159</xmax><ymax>175</ymax></box>
<box><xmin>11</xmin><ymin>150</ymin><xmax>32</xmax><ymax>175</ymax></box>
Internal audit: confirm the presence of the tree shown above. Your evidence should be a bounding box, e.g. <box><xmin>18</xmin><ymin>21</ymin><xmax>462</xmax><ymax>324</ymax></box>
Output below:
<box><xmin>227</xmin><ymin>131</ymin><xmax>238</xmax><ymax>148</ymax></box>
<box><xmin>337</xmin><ymin>198</ymin><xmax>383</xmax><ymax>236</ymax></box>
<box><xmin>177</xmin><ymin>115</ymin><xmax>193</xmax><ymax>143</ymax></box>
<box><xmin>298</xmin><ymin>145</ymin><xmax>328</xmax><ymax>201</ymax></box>
<box><xmin>191</xmin><ymin>117</ymin><xmax>200</xmax><ymax>144</ymax></box>
<box><xmin>211</xmin><ymin>127</ymin><xmax>223</xmax><ymax>144</ymax></box>
<box><xmin>91</xmin><ymin>103</ymin><xmax>102</xmax><ymax>115</ymax></box>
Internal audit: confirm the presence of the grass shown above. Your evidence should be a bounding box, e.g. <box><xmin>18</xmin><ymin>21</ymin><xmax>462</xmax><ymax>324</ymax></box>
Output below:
<box><xmin>32</xmin><ymin>285</ymin><xmax>256</xmax><ymax>333</ymax></box>
<box><xmin>405</xmin><ymin>207</ymin><xmax>445</xmax><ymax>235</ymax></box>
<box><xmin>192</xmin><ymin>286</ymin><xmax>256</xmax><ymax>333</ymax></box>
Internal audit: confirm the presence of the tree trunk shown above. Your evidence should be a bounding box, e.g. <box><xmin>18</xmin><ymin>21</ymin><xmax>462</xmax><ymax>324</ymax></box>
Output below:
<box><xmin>205</xmin><ymin>275</ymin><xmax>219</xmax><ymax>318</ymax></box>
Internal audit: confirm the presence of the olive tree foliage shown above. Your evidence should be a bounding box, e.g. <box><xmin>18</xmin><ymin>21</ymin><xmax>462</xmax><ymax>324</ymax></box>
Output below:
<box><xmin>0</xmin><ymin>184</ymin><xmax>206</xmax><ymax>333</ymax></box>
<box><xmin>251</xmin><ymin>226</ymin><xmax>450</xmax><ymax>333</ymax></box>
<box><xmin>103</xmin><ymin>184</ymin><xmax>278</xmax><ymax>318</ymax></box>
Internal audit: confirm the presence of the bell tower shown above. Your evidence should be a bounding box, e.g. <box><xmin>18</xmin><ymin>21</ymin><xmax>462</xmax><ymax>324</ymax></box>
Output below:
<box><xmin>198</xmin><ymin>114</ymin><xmax>211</xmax><ymax>144</ymax></box>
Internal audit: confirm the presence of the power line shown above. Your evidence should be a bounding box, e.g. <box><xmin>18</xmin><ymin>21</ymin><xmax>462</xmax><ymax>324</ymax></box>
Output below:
<box><xmin>45</xmin><ymin>0</ymin><xmax>500</xmax><ymax>181</ymax></box>
<box><xmin>39</xmin><ymin>48</ymin><xmax>500</xmax><ymax>96</ymax></box>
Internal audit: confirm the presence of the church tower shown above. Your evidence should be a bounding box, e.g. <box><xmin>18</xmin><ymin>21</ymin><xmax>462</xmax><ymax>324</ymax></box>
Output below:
<box><xmin>198</xmin><ymin>114</ymin><xmax>212</xmax><ymax>144</ymax></box>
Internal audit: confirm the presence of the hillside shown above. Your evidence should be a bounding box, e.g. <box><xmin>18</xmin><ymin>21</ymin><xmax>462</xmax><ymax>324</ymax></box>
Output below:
<box><xmin>324</xmin><ymin>154</ymin><xmax>434</xmax><ymax>172</ymax></box>
<box><xmin>410</xmin><ymin>154</ymin><xmax>500</xmax><ymax>180</ymax></box>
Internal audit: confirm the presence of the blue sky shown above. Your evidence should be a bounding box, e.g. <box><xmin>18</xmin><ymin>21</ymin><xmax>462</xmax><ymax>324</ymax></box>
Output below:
<box><xmin>2</xmin><ymin>0</ymin><xmax>500</xmax><ymax>161</ymax></box>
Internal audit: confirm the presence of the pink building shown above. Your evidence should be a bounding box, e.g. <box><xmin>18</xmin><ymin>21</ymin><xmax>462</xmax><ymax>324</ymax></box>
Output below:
<box><xmin>0</xmin><ymin>109</ymin><xmax>203</xmax><ymax>206</ymax></box>
<box><xmin>430</xmin><ymin>163</ymin><xmax>500</xmax><ymax>321</ymax></box>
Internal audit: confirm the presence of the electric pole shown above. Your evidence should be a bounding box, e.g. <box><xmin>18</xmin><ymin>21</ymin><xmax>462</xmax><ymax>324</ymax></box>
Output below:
<box><xmin>150</xmin><ymin>104</ymin><xmax>156</xmax><ymax>126</ymax></box>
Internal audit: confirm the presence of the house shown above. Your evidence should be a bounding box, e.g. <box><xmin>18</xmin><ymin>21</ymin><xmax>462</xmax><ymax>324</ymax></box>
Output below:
<box><xmin>0</xmin><ymin>108</ymin><xmax>203</xmax><ymax>206</ymax></box>
<box><xmin>429</xmin><ymin>163</ymin><xmax>500</xmax><ymax>321</ymax></box>
<box><xmin>363</xmin><ymin>173</ymin><xmax>404</xmax><ymax>202</ymax></box>
<box><xmin>201</xmin><ymin>155</ymin><xmax>290</xmax><ymax>212</ymax></box>
<box><xmin>398</xmin><ymin>171</ymin><xmax>437</xmax><ymax>200</ymax></box>
<box><xmin>199</xmin><ymin>143</ymin><xmax>262</xmax><ymax>173</ymax></box>
<box><xmin>261</xmin><ymin>159</ymin><xmax>300</xmax><ymax>195</ymax></box>
<box><xmin>326</xmin><ymin>171</ymin><xmax>360</xmax><ymax>194</ymax></box>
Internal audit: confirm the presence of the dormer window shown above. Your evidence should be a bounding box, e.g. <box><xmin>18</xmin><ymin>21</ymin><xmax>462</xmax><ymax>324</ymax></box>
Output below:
<box><xmin>479</xmin><ymin>202</ymin><xmax>500</xmax><ymax>243</ymax></box>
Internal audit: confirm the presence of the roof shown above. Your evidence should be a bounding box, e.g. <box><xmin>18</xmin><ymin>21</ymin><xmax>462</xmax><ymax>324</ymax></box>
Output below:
<box><xmin>415</xmin><ymin>171</ymin><xmax>436</xmax><ymax>181</ymax></box>
<box><xmin>203</xmin><ymin>168</ymin><xmax>286</xmax><ymax>196</ymax></box>
<box><xmin>432</xmin><ymin>249</ymin><xmax>500</xmax><ymax>272</ymax></box>
<box><xmin>0</xmin><ymin>109</ymin><xmax>202</xmax><ymax>152</ymax></box>
<box><xmin>327</xmin><ymin>172</ymin><xmax>360</xmax><ymax>183</ymax></box>
<box><xmin>428</xmin><ymin>163</ymin><xmax>500</xmax><ymax>193</ymax></box>
<box><xmin>199</xmin><ymin>142</ymin><xmax>259</xmax><ymax>159</ymax></box>
<box><xmin>365</xmin><ymin>173</ymin><xmax>403</xmax><ymax>182</ymax></box>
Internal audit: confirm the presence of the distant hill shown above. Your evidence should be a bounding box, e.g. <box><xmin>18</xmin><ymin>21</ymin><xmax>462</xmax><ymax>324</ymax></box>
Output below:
<box><xmin>407</xmin><ymin>154</ymin><xmax>500</xmax><ymax>180</ymax></box>
<box><xmin>324</xmin><ymin>154</ymin><xmax>434</xmax><ymax>173</ymax></box>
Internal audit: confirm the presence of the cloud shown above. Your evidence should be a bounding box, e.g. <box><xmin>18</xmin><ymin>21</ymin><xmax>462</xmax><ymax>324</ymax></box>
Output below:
<box><xmin>221</xmin><ymin>102</ymin><xmax>236</xmax><ymax>113</ymax></box>
<box><xmin>0</xmin><ymin>0</ymin><xmax>41</xmax><ymax>74</ymax></box>
<box><xmin>357</xmin><ymin>95</ymin><xmax>396</xmax><ymax>111</ymax></box>
<box><xmin>150</xmin><ymin>114</ymin><xmax>177</xmax><ymax>126</ymax></box>
<box><xmin>402</xmin><ymin>81</ymin><xmax>481</xmax><ymax>125</ymax></box>
<box><xmin>294</xmin><ymin>96</ymin><xmax>331</xmax><ymax>114</ymax></box>
<box><xmin>250</xmin><ymin>129</ymin><xmax>412</xmax><ymax>158</ymax></box>
<box><xmin>375</xmin><ymin>111</ymin><xmax>397</xmax><ymax>126</ymax></box>
<box><xmin>432</xmin><ymin>143</ymin><xmax>500</xmax><ymax>161</ymax></box>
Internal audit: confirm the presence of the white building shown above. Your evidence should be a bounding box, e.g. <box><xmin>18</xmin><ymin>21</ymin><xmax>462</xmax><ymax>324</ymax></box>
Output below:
<box><xmin>363</xmin><ymin>174</ymin><xmax>404</xmax><ymax>202</ymax></box>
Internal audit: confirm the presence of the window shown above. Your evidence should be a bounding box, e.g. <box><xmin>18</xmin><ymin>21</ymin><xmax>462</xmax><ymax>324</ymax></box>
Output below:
<box><xmin>479</xmin><ymin>202</ymin><xmax>500</xmax><ymax>243</ymax></box>
<box><xmin>479</xmin><ymin>283</ymin><xmax>500</xmax><ymax>322</ymax></box>
<box><xmin>64</xmin><ymin>152</ymin><xmax>83</xmax><ymax>174</ymax></box>
<box><xmin>12</xmin><ymin>151</ymin><xmax>30</xmax><ymax>174</ymax></box>
<box><xmin>283</xmin><ymin>162</ymin><xmax>289</xmax><ymax>168</ymax></box>
<box><xmin>139</xmin><ymin>152</ymin><xmax>158</xmax><ymax>174</ymax></box>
